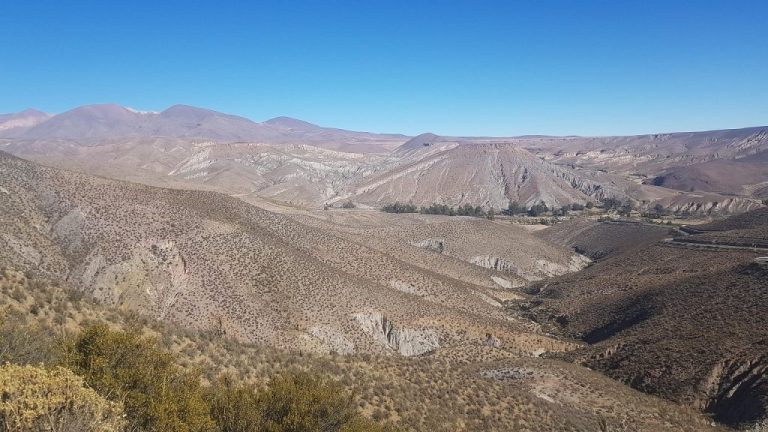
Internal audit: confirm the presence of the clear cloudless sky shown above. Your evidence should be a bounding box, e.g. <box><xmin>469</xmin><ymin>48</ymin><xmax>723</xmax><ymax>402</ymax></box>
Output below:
<box><xmin>1</xmin><ymin>0</ymin><xmax>767</xmax><ymax>136</ymax></box>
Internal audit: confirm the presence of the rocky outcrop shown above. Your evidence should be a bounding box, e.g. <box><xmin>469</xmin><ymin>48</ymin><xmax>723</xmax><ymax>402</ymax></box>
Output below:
<box><xmin>410</xmin><ymin>238</ymin><xmax>444</xmax><ymax>253</ymax></box>
<box><xmin>52</xmin><ymin>208</ymin><xmax>87</xmax><ymax>254</ymax></box>
<box><xmin>354</xmin><ymin>312</ymin><xmax>439</xmax><ymax>356</ymax></box>
<box><xmin>389</xmin><ymin>280</ymin><xmax>425</xmax><ymax>296</ymax></box>
<box><xmin>74</xmin><ymin>240</ymin><xmax>190</xmax><ymax>319</ymax></box>
<box><xmin>491</xmin><ymin>276</ymin><xmax>517</xmax><ymax>289</ymax></box>
<box><xmin>470</xmin><ymin>256</ymin><xmax>519</xmax><ymax>273</ymax></box>
<box><xmin>533</xmin><ymin>255</ymin><xmax>592</xmax><ymax>279</ymax></box>
<box><xmin>471</xmin><ymin>254</ymin><xmax>590</xmax><ymax>281</ymax></box>
<box><xmin>484</xmin><ymin>333</ymin><xmax>502</xmax><ymax>348</ymax></box>
<box><xmin>663</xmin><ymin>197</ymin><xmax>763</xmax><ymax>216</ymax></box>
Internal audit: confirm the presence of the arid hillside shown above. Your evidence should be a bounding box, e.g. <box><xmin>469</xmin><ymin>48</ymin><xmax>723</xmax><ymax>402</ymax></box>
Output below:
<box><xmin>0</xmin><ymin>150</ymin><xmax>594</xmax><ymax>359</ymax></box>
<box><xmin>0</xmin><ymin>267</ymin><xmax>722</xmax><ymax>431</ymax></box>
<box><xmin>3</xmin><ymin>149</ymin><xmax>758</xmax><ymax>430</ymax></box>
<box><xmin>340</xmin><ymin>141</ymin><xmax>635</xmax><ymax>209</ymax></box>
<box><xmin>525</xmin><ymin>126</ymin><xmax>768</xmax><ymax>175</ymax></box>
<box><xmin>648</xmin><ymin>151</ymin><xmax>768</xmax><ymax>196</ymax></box>
<box><xmin>520</xmin><ymin>216</ymin><xmax>768</xmax><ymax>427</ymax></box>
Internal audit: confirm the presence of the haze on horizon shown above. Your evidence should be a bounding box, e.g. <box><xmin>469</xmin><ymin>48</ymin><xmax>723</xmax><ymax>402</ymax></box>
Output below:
<box><xmin>2</xmin><ymin>0</ymin><xmax>767</xmax><ymax>137</ymax></box>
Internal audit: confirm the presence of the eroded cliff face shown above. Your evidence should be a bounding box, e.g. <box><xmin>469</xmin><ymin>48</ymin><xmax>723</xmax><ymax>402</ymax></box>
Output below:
<box><xmin>470</xmin><ymin>254</ymin><xmax>591</xmax><ymax>281</ymax></box>
<box><xmin>74</xmin><ymin>240</ymin><xmax>191</xmax><ymax>319</ymax></box>
<box><xmin>346</xmin><ymin>143</ymin><xmax>634</xmax><ymax>210</ymax></box>
<box><xmin>354</xmin><ymin>312</ymin><xmax>439</xmax><ymax>356</ymax></box>
<box><xmin>698</xmin><ymin>353</ymin><xmax>768</xmax><ymax>425</ymax></box>
<box><xmin>410</xmin><ymin>238</ymin><xmax>444</xmax><ymax>253</ymax></box>
<box><xmin>470</xmin><ymin>256</ymin><xmax>519</xmax><ymax>273</ymax></box>
<box><xmin>661</xmin><ymin>197</ymin><xmax>763</xmax><ymax>216</ymax></box>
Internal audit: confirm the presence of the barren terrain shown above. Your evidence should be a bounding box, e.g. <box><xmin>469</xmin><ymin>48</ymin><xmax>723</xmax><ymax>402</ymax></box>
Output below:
<box><xmin>3</xmin><ymin>104</ymin><xmax>768</xmax><ymax>430</ymax></box>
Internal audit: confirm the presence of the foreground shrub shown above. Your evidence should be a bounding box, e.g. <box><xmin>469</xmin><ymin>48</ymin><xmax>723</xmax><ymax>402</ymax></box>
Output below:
<box><xmin>208</xmin><ymin>374</ymin><xmax>262</xmax><ymax>432</ymax></box>
<box><xmin>0</xmin><ymin>363</ymin><xmax>125</xmax><ymax>432</ymax></box>
<box><xmin>0</xmin><ymin>306</ymin><xmax>57</xmax><ymax>365</ymax></box>
<box><xmin>254</xmin><ymin>371</ymin><xmax>392</xmax><ymax>432</ymax></box>
<box><xmin>63</xmin><ymin>325</ymin><xmax>214</xmax><ymax>432</ymax></box>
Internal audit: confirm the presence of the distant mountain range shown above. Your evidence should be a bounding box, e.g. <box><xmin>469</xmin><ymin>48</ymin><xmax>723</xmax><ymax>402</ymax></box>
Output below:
<box><xmin>0</xmin><ymin>104</ymin><xmax>407</xmax><ymax>153</ymax></box>
<box><xmin>1</xmin><ymin>103</ymin><xmax>766</xmax><ymax>213</ymax></box>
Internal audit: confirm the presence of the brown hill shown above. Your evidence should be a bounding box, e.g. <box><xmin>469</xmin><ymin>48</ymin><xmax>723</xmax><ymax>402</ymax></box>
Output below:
<box><xmin>648</xmin><ymin>151</ymin><xmax>768</xmax><ymax>195</ymax></box>
<box><xmin>0</xmin><ymin>108</ymin><xmax>50</xmax><ymax>133</ymax></box>
<box><xmin>520</xmin><ymin>216</ymin><xmax>768</xmax><ymax>427</ymax></box>
<box><xmin>342</xmin><ymin>142</ymin><xmax>636</xmax><ymax>209</ymax></box>
<box><xmin>525</xmin><ymin>126</ymin><xmax>768</xmax><ymax>175</ymax></box>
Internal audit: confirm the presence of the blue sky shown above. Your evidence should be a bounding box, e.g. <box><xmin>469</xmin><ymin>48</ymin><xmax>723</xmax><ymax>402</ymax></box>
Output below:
<box><xmin>1</xmin><ymin>0</ymin><xmax>766</xmax><ymax>136</ymax></box>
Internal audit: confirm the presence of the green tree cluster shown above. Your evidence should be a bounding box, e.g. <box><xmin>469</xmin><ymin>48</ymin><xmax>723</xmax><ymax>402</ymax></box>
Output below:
<box><xmin>421</xmin><ymin>203</ymin><xmax>486</xmax><ymax>217</ymax></box>
<box><xmin>527</xmin><ymin>201</ymin><xmax>549</xmax><ymax>217</ymax></box>
<box><xmin>382</xmin><ymin>202</ymin><xmax>490</xmax><ymax>218</ymax></box>
<box><xmin>382</xmin><ymin>202</ymin><xmax>418</xmax><ymax>213</ymax></box>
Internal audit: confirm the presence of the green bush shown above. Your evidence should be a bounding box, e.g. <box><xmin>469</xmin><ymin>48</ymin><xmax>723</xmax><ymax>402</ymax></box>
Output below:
<box><xmin>208</xmin><ymin>374</ymin><xmax>262</xmax><ymax>432</ymax></box>
<box><xmin>385</xmin><ymin>202</ymin><xmax>488</xmax><ymax>218</ymax></box>
<box><xmin>60</xmin><ymin>325</ymin><xmax>397</xmax><ymax>432</ymax></box>
<box><xmin>208</xmin><ymin>369</ymin><xmax>397</xmax><ymax>432</ymax></box>
<box><xmin>257</xmin><ymin>371</ymin><xmax>361</xmax><ymax>432</ymax></box>
<box><xmin>62</xmin><ymin>325</ymin><xmax>214</xmax><ymax>432</ymax></box>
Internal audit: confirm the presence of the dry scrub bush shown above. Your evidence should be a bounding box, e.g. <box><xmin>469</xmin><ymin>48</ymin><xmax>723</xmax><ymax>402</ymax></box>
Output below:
<box><xmin>0</xmin><ymin>307</ymin><xmax>56</xmax><ymax>365</ymax></box>
<box><xmin>61</xmin><ymin>325</ymin><xmax>394</xmax><ymax>432</ymax></box>
<box><xmin>208</xmin><ymin>371</ymin><xmax>394</xmax><ymax>432</ymax></box>
<box><xmin>207</xmin><ymin>375</ymin><xmax>262</xmax><ymax>432</ymax></box>
<box><xmin>62</xmin><ymin>325</ymin><xmax>215</xmax><ymax>432</ymax></box>
<box><xmin>0</xmin><ymin>364</ymin><xmax>125</xmax><ymax>432</ymax></box>
<box><xmin>256</xmin><ymin>371</ymin><xmax>393</xmax><ymax>432</ymax></box>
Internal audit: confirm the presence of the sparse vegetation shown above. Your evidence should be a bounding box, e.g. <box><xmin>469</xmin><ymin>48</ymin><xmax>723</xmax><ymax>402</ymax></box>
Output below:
<box><xmin>0</xmin><ymin>268</ymin><xmax>719</xmax><ymax>431</ymax></box>
<box><xmin>0</xmin><ymin>149</ymin><xmax>753</xmax><ymax>431</ymax></box>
